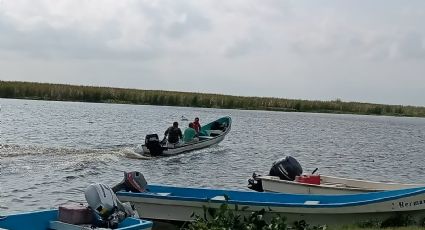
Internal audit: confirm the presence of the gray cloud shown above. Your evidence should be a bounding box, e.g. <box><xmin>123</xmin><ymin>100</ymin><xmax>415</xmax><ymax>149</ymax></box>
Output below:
<box><xmin>224</xmin><ymin>36</ymin><xmax>268</xmax><ymax>58</ymax></box>
<box><xmin>391</xmin><ymin>32</ymin><xmax>425</xmax><ymax>60</ymax></box>
<box><xmin>165</xmin><ymin>6</ymin><xmax>211</xmax><ymax>38</ymax></box>
<box><xmin>0</xmin><ymin>0</ymin><xmax>212</xmax><ymax>60</ymax></box>
<box><xmin>0</xmin><ymin>16</ymin><xmax>164</xmax><ymax>60</ymax></box>
<box><xmin>0</xmin><ymin>0</ymin><xmax>424</xmax><ymax>106</ymax></box>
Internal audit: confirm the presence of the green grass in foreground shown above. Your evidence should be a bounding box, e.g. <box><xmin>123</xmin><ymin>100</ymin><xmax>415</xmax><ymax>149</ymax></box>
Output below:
<box><xmin>182</xmin><ymin>202</ymin><xmax>425</xmax><ymax>230</ymax></box>
<box><xmin>1</xmin><ymin>80</ymin><xmax>425</xmax><ymax>117</ymax></box>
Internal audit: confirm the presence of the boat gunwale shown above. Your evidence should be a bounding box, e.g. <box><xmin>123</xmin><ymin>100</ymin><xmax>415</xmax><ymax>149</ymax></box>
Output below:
<box><xmin>0</xmin><ymin>209</ymin><xmax>153</xmax><ymax>230</ymax></box>
<box><xmin>259</xmin><ymin>175</ymin><xmax>425</xmax><ymax>192</ymax></box>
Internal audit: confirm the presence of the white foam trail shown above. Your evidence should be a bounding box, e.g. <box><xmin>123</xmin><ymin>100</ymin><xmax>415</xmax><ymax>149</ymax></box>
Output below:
<box><xmin>118</xmin><ymin>147</ymin><xmax>152</xmax><ymax>160</ymax></box>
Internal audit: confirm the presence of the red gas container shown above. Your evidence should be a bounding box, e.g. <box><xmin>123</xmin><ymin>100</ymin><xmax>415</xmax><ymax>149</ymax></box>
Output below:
<box><xmin>295</xmin><ymin>174</ymin><xmax>320</xmax><ymax>185</ymax></box>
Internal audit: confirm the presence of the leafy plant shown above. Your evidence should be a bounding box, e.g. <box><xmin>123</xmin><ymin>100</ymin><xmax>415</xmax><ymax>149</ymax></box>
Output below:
<box><xmin>184</xmin><ymin>203</ymin><xmax>245</xmax><ymax>230</ymax></box>
<box><xmin>380</xmin><ymin>214</ymin><xmax>415</xmax><ymax>228</ymax></box>
<box><xmin>183</xmin><ymin>203</ymin><xmax>325</xmax><ymax>230</ymax></box>
<box><xmin>356</xmin><ymin>219</ymin><xmax>382</xmax><ymax>228</ymax></box>
<box><xmin>355</xmin><ymin>214</ymin><xmax>417</xmax><ymax>229</ymax></box>
<box><xmin>293</xmin><ymin>220</ymin><xmax>326</xmax><ymax>230</ymax></box>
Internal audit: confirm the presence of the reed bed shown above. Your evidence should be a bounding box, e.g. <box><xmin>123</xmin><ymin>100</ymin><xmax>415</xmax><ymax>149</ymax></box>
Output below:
<box><xmin>1</xmin><ymin>81</ymin><xmax>424</xmax><ymax>117</ymax></box>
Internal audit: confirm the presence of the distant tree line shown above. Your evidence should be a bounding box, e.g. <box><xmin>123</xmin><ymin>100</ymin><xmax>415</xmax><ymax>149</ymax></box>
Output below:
<box><xmin>1</xmin><ymin>81</ymin><xmax>424</xmax><ymax>117</ymax></box>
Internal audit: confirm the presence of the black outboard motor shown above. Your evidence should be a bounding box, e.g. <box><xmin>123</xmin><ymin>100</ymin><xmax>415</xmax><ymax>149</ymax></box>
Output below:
<box><xmin>269</xmin><ymin>156</ymin><xmax>303</xmax><ymax>181</ymax></box>
<box><xmin>112</xmin><ymin>171</ymin><xmax>148</xmax><ymax>193</ymax></box>
<box><xmin>248</xmin><ymin>156</ymin><xmax>303</xmax><ymax>192</ymax></box>
<box><xmin>145</xmin><ymin>134</ymin><xmax>163</xmax><ymax>156</ymax></box>
<box><xmin>247</xmin><ymin>172</ymin><xmax>264</xmax><ymax>192</ymax></box>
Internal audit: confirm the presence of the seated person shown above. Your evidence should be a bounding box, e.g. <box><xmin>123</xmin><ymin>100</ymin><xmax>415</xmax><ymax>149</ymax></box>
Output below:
<box><xmin>183</xmin><ymin>122</ymin><xmax>199</xmax><ymax>143</ymax></box>
<box><xmin>193</xmin><ymin>117</ymin><xmax>202</xmax><ymax>134</ymax></box>
<box><xmin>164</xmin><ymin>121</ymin><xmax>183</xmax><ymax>146</ymax></box>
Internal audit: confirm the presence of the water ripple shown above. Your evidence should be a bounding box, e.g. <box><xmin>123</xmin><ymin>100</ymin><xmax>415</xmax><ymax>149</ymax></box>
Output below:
<box><xmin>1</xmin><ymin>98</ymin><xmax>424</xmax><ymax>214</ymax></box>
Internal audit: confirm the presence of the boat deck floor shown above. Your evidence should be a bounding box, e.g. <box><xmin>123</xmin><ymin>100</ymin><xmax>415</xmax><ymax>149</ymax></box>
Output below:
<box><xmin>320</xmin><ymin>182</ymin><xmax>374</xmax><ymax>190</ymax></box>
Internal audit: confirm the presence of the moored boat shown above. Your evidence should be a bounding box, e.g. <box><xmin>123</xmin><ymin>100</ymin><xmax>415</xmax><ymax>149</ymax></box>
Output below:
<box><xmin>137</xmin><ymin>116</ymin><xmax>231</xmax><ymax>157</ymax></box>
<box><xmin>248</xmin><ymin>156</ymin><xmax>425</xmax><ymax>194</ymax></box>
<box><xmin>255</xmin><ymin>175</ymin><xmax>425</xmax><ymax>194</ymax></box>
<box><xmin>0</xmin><ymin>180</ymin><xmax>152</xmax><ymax>230</ymax></box>
<box><xmin>116</xmin><ymin>183</ymin><xmax>425</xmax><ymax>227</ymax></box>
<box><xmin>0</xmin><ymin>209</ymin><xmax>152</xmax><ymax>230</ymax></box>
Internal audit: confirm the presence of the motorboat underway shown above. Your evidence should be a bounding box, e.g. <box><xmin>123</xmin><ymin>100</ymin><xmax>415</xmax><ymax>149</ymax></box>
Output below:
<box><xmin>137</xmin><ymin>116</ymin><xmax>231</xmax><ymax>157</ymax></box>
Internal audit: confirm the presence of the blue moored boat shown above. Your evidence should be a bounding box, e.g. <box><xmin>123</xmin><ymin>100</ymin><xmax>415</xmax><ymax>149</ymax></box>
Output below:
<box><xmin>117</xmin><ymin>184</ymin><xmax>425</xmax><ymax>226</ymax></box>
<box><xmin>0</xmin><ymin>209</ymin><xmax>153</xmax><ymax>230</ymax></box>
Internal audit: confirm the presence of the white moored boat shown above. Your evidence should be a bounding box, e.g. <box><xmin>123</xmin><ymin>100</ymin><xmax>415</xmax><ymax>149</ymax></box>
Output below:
<box><xmin>248</xmin><ymin>156</ymin><xmax>424</xmax><ymax>194</ymax></box>
<box><xmin>116</xmin><ymin>183</ymin><xmax>425</xmax><ymax>227</ymax></box>
<box><xmin>137</xmin><ymin>116</ymin><xmax>231</xmax><ymax>157</ymax></box>
<box><xmin>256</xmin><ymin>175</ymin><xmax>425</xmax><ymax>194</ymax></box>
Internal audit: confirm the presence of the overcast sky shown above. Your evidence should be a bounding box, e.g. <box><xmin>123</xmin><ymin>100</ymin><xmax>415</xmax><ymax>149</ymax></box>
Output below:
<box><xmin>1</xmin><ymin>0</ymin><xmax>424</xmax><ymax>106</ymax></box>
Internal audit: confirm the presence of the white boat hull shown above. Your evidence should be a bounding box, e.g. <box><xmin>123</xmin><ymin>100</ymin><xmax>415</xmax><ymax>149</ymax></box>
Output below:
<box><xmin>140</xmin><ymin>133</ymin><xmax>226</xmax><ymax>156</ymax></box>
<box><xmin>259</xmin><ymin>175</ymin><xmax>425</xmax><ymax>194</ymax></box>
<box><xmin>117</xmin><ymin>185</ymin><xmax>425</xmax><ymax>226</ymax></box>
<box><xmin>127</xmin><ymin>199</ymin><xmax>425</xmax><ymax>226</ymax></box>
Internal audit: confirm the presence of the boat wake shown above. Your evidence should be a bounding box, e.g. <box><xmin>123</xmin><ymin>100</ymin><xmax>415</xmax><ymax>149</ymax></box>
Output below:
<box><xmin>0</xmin><ymin>144</ymin><xmax>72</xmax><ymax>158</ymax></box>
<box><xmin>0</xmin><ymin>143</ymin><xmax>227</xmax><ymax>161</ymax></box>
<box><xmin>116</xmin><ymin>147</ymin><xmax>152</xmax><ymax>160</ymax></box>
<box><xmin>0</xmin><ymin>144</ymin><xmax>149</xmax><ymax>159</ymax></box>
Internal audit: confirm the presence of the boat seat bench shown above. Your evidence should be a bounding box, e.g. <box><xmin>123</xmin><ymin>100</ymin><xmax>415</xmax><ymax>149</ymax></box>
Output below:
<box><xmin>209</xmin><ymin>130</ymin><xmax>223</xmax><ymax>135</ymax></box>
<box><xmin>211</xmin><ymin>195</ymin><xmax>226</xmax><ymax>201</ymax></box>
<box><xmin>304</xmin><ymin>201</ymin><xmax>320</xmax><ymax>205</ymax></box>
<box><xmin>157</xmin><ymin>193</ymin><xmax>171</xmax><ymax>196</ymax></box>
<box><xmin>322</xmin><ymin>183</ymin><xmax>346</xmax><ymax>187</ymax></box>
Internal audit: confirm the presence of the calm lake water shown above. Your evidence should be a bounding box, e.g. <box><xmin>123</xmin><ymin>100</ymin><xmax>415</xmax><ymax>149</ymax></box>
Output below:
<box><xmin>1</xmin><ymin>98</ymin><xmax>425</xmax><ymax>214</ymax></box>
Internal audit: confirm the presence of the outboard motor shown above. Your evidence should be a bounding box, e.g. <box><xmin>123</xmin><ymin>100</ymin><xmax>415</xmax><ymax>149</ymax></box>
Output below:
<box><xmin>269</xmin><ymin>156</ymin><xmax>303</xmax><ymax>181</ymax></box>
<box><xmin>145</xmin><ymin>134</ymin><xmax>163</xmax><ymax>156</ymax></box>
<box><xmin>85</xmin><ymin>183</ymin><xmax>138</xmax><ymax>228</ymax></box>
<box><xmin>247</xmin><ymin>172</ymin><xmax>264</xmax><ymax>192</ymax></box>
<box><xmin>112</xmin><ymin>171</ymin><xmax>148</xmax><ymax>193</ymax></box>
<box><xmin>248</xmin><ymin>156</ymin><xmax>303</xmax><ymax>192</ymax></box>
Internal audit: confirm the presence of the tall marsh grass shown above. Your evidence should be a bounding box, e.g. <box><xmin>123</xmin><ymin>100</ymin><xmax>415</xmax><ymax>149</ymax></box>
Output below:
<box><xmin>1</xmin><ymin>81</ymin><xmax>424</xmax><ymax>117</ymax></box>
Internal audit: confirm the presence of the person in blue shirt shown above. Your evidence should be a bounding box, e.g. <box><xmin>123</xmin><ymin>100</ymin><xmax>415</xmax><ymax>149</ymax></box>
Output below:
<box><xmin>183</xmin><ymin>122</ymin><xmax>198</xmax><ymax>143</ymax></box>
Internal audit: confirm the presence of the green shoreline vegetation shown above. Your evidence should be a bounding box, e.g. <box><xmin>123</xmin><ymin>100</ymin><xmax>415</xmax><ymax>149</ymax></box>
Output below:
<box><xmin>1</xmin><ymin>80</ymin><xmax>424</xmax><ymax>117</ymax></box>
<box><xmin>181</xmin><ymin>203</ymin><xmax>425</xmax><ymax>230</ymax></box>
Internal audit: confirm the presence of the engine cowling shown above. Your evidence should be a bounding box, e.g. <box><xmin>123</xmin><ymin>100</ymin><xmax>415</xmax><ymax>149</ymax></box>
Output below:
<box><xmin>145</xmin><ymin>134</ymin><xmax>164</xmax><ymax>156</ymax></box>
<box><xmin>269</xmin><ymin>156</ymin><xmax>303</xmax><ymax>181</ymax></box>
<box><xmin>85</xmin><ymin>183</ymin><xmax>139</xmax><ymax>228</ymax></box>
<box><xmin>112</xmin><ymin>171</ymin><xmax>148</xmax><ymax>193</ymax></box>
<box><xmin>85</xmin><ymin>184</ymin><xmax>119</xmax><ymax>219</ymax></box>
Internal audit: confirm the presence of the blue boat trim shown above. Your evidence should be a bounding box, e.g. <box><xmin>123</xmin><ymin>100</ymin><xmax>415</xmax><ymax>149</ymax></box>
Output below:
<box><xmin>0</xmin><ymin>209</ymin><xmax>153</xmax><ymax>230</ymax></box>
<box><xmin>117</xmin><ymin>184</ymin><xmax>425</xmax><ymax>208</ymax></box>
